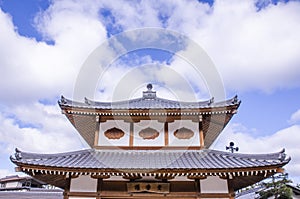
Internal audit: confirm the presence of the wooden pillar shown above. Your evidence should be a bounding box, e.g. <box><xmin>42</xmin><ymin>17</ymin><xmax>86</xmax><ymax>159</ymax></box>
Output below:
<box><xmin>97</xmin><ymin>178</ymin><xmax>103</xmax><ymax>199</ymax></box>
<box><xmin>195</xmin><ymin>179</ymin><xmax>200</xmax><ymax>197</ymax></box>
<box><xmin>228</xmin><ymin>178</ymin><xmax>235</xmax><ymax>199</ymax></box>
<box><xmin>199</xmin><ymin>115</ymin><xmax>204</xmax><ymax>148</ymax></box>
<box><xmin>63</xmin><ymin>177</ymin><xmax>71</xmax><ymax>199</ymax></box>
<box><xmin>129</xmin><ymin>122</ymin><xmax>134</xmax><ymax>147</ymax></box>
<box><xmin>94</xmin><ymin>115</ymin><xmax>100</xmax><ymax>147</ymax></box>
<box><xmin>164</xmin><ymin>122</ymin><xmax>169</xmax><ymax>146</ymax></box>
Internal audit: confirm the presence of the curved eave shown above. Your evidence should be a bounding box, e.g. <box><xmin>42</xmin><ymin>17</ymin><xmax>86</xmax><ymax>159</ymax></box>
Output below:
<box><xmin>11</xmin><ymin>149</ymin><xmax>289</xmax><ymax>190</ymax></box>
<box><xmin>12</xmin><ymin>163</ymin><xmax>289</xmax><ymax>191</ymax></box>
<box><xmin>60</xmin><ymin>105</ymin><xmax>240</xmax><ymax>116</ymax></box>
<box><xmin>58</xmin><ymin>95</ymin><xmax>241</xmax><ymax>112</ymax></box>
<box><xmin>11</xmin><ymin>149</ymin><xmax>290</xmax><ymax>174</ymax></box>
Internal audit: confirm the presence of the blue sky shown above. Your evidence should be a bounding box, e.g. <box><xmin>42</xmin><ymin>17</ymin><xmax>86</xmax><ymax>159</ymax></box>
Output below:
<box><xmin>0</xmin><ymin>0</ymin><xmax>300</xmax><ymax>183</ymax></box>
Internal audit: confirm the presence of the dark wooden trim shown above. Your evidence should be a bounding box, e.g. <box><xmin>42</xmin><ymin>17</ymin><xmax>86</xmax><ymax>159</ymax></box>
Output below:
<box><xmin>129</xmin><ymin>122</ymin><xmax>134</xmax><ymax>146</ymax></box>
<box><xmin>97</xmin><ymin>178</ymin><xmax>103</xmax><ymax>198</ymax></box>
<box><xmin>195</xmin><ymin>179</ymin><xmax>200</xmax><ymax>195</ymax></box>
<box><xmin>227</xmin><ymin>178</ymin><xmax>235</xmax><ymax>199</ymax></box>
<box><xmin>63</xmin><ymin>177</ymin><xmax>71</xmax><ymax>199</ymax></box>
<box><xmin>94</xmin><ymin>146</ymin><xmax>203</xmax><ymax>150</ymax></box>
<box><xmin>18</xmin><ymin>162</ymin><xmax>284</xmax><ymax>174</ymax></box>
<box><xmin>68</xmin><ymin>192</ymin><xmax>98</xmax><ymax>197</ymax></box>
<box><xmin>164</xmin><ymin>122</ymin><xmax>169</xmax><ymax>146</ymax></box>
<box><xmin>199</xmin><ymin>121</ymin><xmax>204</xmax><ymax>147</ymax></box>
<box><xmin>61</xmin><ymin>105</ymin><xmax>238</xmax><ymax>116</ymax></box>
<box><xmin>94</xmin><ymin>116</ymin><xmax>100</xmax><ymax>147</ymax></box>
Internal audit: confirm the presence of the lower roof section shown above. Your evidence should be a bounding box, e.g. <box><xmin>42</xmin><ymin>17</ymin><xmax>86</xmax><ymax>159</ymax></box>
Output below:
<box><xmin>10</xmin><ymin>148</ymin><xmax>290</xmax><ymax>190</ymax></box>
<box><xmin>11</xmin><ymin>148</ymin><xmax>289</xmax><ymax>171</ymax></box>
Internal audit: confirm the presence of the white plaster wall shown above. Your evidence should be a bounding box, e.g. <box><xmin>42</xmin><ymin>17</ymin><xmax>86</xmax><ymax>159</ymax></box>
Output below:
<box><xmin>168</xmin><ymin>120</ymin><xmax>200</xmax><ymax>146</ymax></box>
<box><xmin>169</xmin><ymin>175</ymin><xmax>191</xmax><ymax>181</ymax></box>
<box><xmin>200</xmin><ymin>176</ymin><xmax>228</xmax><ymax>193</ymax></box>
<box><xmin>98</xmin><ymin>120</ymin><xmax>130</xmax><ymax>146</ymax></box>
<box><xmin>133</xmin><ymin>120</ymin><xmax>164</xmax><ymax>146</ymax></box>
<box><xmin>104</xmin><ymin>176</ymin><xmax>126</xmax><ymax>181</ymax></box>
<box><xmin>5</xmin><ymin>181</ymin><xmax>18</xmax><ymax>188</ymax></box>
<box><xmin>70</xmin><ymin>175</ymin><xmax>97</xmax><ymax>192</ymax></box>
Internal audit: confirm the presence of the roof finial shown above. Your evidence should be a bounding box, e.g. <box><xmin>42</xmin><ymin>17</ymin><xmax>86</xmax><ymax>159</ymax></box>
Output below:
<box><xmin>147</xmin><ymin>83</ymin><xmax>153</xmax><ymax>90</ymax></box>
<box><xmin>143</xmin><ymin>83</ymin><xmax>156</xmax><ymax>99</ymax></box>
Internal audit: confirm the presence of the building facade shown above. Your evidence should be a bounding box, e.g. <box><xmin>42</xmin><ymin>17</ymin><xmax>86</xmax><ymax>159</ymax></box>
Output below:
<box><xmin>0</xmin><ymin>175</ymin><xmax>45</xmax><ymax>191</ymax></box>
<box><xmin>11</xmin><ymin>84</ymin><xmax>290</xmax><ymax>199</ymax></box>
<box><xmin>0</xmin><ymin>175</ymin><xmax>63</xmax><ymax>199</ymax></box>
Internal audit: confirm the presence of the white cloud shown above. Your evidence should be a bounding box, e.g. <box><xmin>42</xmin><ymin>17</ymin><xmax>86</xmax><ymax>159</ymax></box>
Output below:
<box><xmin>0</xmin><ymin>103</ymin><xmax>84</xmax><ymax>154</ymax></box>
<box><xmin>191</xmin><ymin>0</ymin><xmax>300</xmax><ymax>93</ymax></box>
<box><xmin>0</xmin><ymin>1</ymin><xmax>112</xmax><ymax>178</ymax></box>
<box><xmin>91</xmin><ymin>0</ymin><xmax>300</xmax><ymax>93</ymax></box>
<box><xmin>15</xmin><ymin>0</ymin><xmax>298</xmax><ymax>99</ymax></box>
<box><xmin>213</xmin><ymin>123</ymin><xmax>300</xmax><ymax>182</ymax></box>
<box><xmin>289</xmin><ymin>109</ymin><xmax>300</xmax><ymax>124</ymax></box>
<box><xmin>94</xmin><ymin>60</ymin><xmax>204</xmax><ymax>102</ymax></box>
<box><xmin>101</xmin><ymin>0</ymin><xmax>163</xmax><ymax>29</ymax></box>
<box><xmin>0</xmin><ymin>169</ymin><xmax>15</xmax><ymax>178</ymax></box>
<box><xmin>0</xmin><ymin>2</ymin><xmax>107</xmax><ymax>104</ymax></box>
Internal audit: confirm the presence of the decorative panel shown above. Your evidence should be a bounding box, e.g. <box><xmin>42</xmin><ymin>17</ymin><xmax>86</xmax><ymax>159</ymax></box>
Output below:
<box><xmin>200</xmin><ymin>176</ymin><xmax>228</xmax><ymax>193</ymax></box>
<box><xmin>139</xmin><ymin>127</ymin><xmax>159</xmax><ymax>139</ymax></box>
<box><xmin>174</xmin><ymin>127</ymin><xmax>194</xmax><ymax>139</ymax></box>
<box><xmin>70</xmin><ymin>175</ymin><xmax>97</xmax><ymax>192</ymax></box>
<box><xmin>168</xmin><ymin>120</ymin><xmax>200</xmax><ymax>146</ymax></box>
<box><xmin>104</xmin><ymin>127</ymin><xmax>125</xmax><ymax>139</ymax></box>
<box><xmin>127</xmin><ymin>182</ymin><xmax>169</xmax><ymax>193</ymax></box>
<box><xmin>133</xmin><ymin>120</ymin><xmax>164</xmax><ymax>146</ymax></box>
<box><xmin>98</xmin><ymin>120</ymin><xmax>129</xmax><ymax>146</ymax></box>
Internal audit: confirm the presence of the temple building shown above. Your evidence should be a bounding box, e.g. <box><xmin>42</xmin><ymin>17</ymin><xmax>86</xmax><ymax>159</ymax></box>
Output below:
<box><xmin>11</xmin><ymin>84</ymin><xmax>290</xmax><ymax>199</ymax></box>
<box><xmin>0</xmin><ymin>175</ymin><xmax>63</xmax><ymax>199</ymax></box>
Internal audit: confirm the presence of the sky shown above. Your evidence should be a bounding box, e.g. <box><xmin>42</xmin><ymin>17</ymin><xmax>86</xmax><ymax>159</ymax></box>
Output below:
<box><xmin>0</xmin><ymin>0</ymin><xmax>300</xmax><ymax>184</ymax></box>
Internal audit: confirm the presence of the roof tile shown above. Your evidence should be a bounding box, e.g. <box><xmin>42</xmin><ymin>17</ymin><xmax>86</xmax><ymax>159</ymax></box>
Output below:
<box><xmin>11</xmin><ymin>149</ymin><xmax>290</xmax><ymax>171</ymax></box>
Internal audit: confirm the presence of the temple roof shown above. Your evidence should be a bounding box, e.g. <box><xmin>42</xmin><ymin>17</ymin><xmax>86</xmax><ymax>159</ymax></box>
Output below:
<box><xmin>59</xmin><ymin>94</ymin><xmax>240</xmax><ymax>110</ymax></box>
<box><xmin>11</xmin><ymin>148</ymin><xmax>290</xmax><ymax>190</ymax></box>
<box><xmin>58</xmin><ymin>85</ymin><xmax>241</xmax><ymax>148</ymax></box>
<box><xmin>11</xmin><ymin>148</ymin><xmax>289</xmax><ymax>171</ymax></box>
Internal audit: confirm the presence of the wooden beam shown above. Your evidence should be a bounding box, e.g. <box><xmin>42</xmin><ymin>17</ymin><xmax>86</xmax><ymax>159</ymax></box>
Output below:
<box><xmin>199</xmin><ymin>120</ymin><xmax>204</xmax><ymax>147</ymax></box>
<box><xmin>164</xmin><ymin>122</ymin><xmax>169</xmax><ymax>146</ymax></box>
<box><xmin>129</xmin><ymin>122</ymin><xmax>134</xmax><ymax>147</ymax></box>
<box><xmin>63</xmin><ymin>177</ymin><xmax>71</xmax><ymax>199</ymax></box>
<box><xmin>227</xmin><ymin>178</ymin><xmax>235</xmax><ymax>199</ymax></box>
<box><xmin>97</xmin><ymin>178</ymin><xmax>103</xmax><ymax>198</ymax></box>
<box><xmin>94</xmin><ymin>146</ymin><xmax>202</xmax><ymax>150</ymax></box>
<box><xmin>195</xmin><ymin>179</ymin><xmax>200</xmax><ymax>195</ymax></box>
<box><xmin>94</xmin><ymin>116</ymin><xmax>100</xmax><ymax>147</ymax></box>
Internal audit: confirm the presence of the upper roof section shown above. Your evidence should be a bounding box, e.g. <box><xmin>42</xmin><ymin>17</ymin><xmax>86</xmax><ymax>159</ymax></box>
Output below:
<box><xmin>58</xmin><ymin>84</ymin><xmax>241</xmax><ymax>110</ymax></box>
<box><xmin>58</xmin><ymin>84</ymin><xmax>241</xmax><ymax>148</ymax></box>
